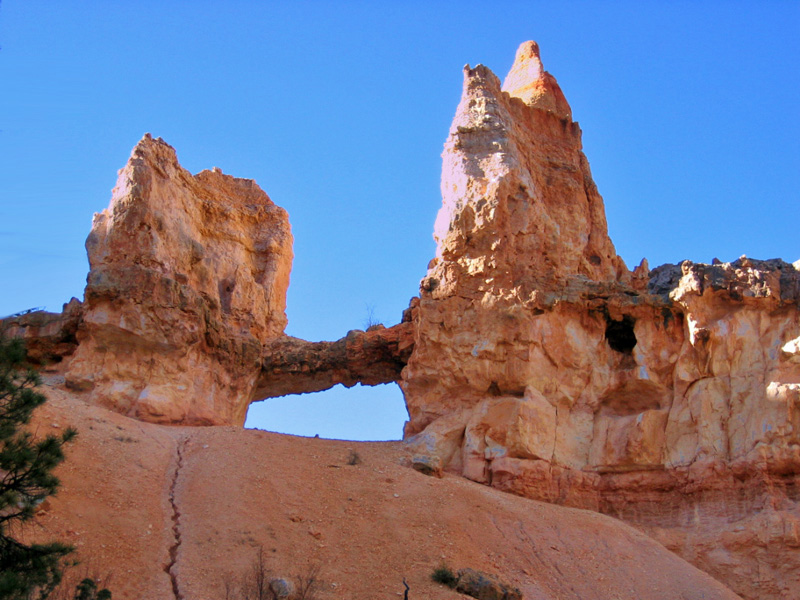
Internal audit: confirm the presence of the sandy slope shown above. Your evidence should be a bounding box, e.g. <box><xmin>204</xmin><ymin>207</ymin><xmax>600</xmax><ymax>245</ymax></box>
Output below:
<box><xmin>25</xmin><ymin>378</ymin><xmax>740</xmax><ymax>600</ymax></box>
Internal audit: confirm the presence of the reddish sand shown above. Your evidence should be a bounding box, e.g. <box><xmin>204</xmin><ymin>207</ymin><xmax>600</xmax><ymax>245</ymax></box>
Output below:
<box><xmin>26</xmin><ymin>376</ymin><xmax>740</xmax><ymax>600</ymax></box>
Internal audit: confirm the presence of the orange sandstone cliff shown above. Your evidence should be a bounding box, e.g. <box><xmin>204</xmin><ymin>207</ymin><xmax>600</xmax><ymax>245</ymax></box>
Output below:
<box><xmin>2</xmin><ymin>41</ymin><xmax>798</xmax><ymax>600</ymax></box>
<box><xmin>402</xmin><ymin>42</ymin><xmax>800</xmax><ymax>600</ymax></box>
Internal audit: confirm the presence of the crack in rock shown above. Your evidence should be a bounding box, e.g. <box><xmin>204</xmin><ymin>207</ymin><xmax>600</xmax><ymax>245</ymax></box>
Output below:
<box><xmin>165</xmin><ymin>435</ymin><xmax>189</xmax><ymax>600</ymax></box>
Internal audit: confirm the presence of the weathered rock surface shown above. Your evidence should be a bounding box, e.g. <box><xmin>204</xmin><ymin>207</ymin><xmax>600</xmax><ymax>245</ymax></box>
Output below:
<box><xmin>402</xmin><ymin>42</ymin><xmax>800</xmax><ymax>600</ymax></box>
<box><xmin>424</xmin><ymin>41</ymin><xmax>625</xmax><ymax>304</ymax></box>
<box><xmin>64</xmin><ymin>135</ymin><xmax>294</xmax><ymax>425</ymax></box>
<box><xmin>454</xmin><ymin>568</ymin><xmax>523</xmax><ymax>600</ymax></box>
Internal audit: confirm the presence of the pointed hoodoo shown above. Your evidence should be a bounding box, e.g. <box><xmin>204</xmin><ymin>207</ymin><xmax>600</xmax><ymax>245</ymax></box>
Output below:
<box><xmin>401</xmin><ymin>49</ymin><xmax>800</xmax><ymax>600</ymax></box>
<box><xmin>405</xmin><ymin>40</ymin><xmax>630</xmax><ymax>438</ymax></box>
<box><xmin>425</xmin><ymin>40</ymin><xmax>625</xmax><ymax>300</ymax></box>
<box><xmin>502</xmin><ymin>40</ymin><xmax>572</xmax><ymax>120</ymax></box>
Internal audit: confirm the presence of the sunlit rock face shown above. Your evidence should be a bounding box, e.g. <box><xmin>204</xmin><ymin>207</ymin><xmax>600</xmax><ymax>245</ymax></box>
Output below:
<box><xmin>402</xmin><ymin>42</ymin><xmax>800</xmax><ymax>600</ymax></box>
<box><xmin>65</xmin><ymin>135</ymin><xmax>293</xmax><ymax>425</ymax></box>
<box><xmin>426</xmin><ymin>43</ymin><xmax>625</xmax><ymax>304</ymax></box>
<box><xmin>404</xmin><ymin>40</ymin><xmax>630</xmax><ymax>437</ymax></box>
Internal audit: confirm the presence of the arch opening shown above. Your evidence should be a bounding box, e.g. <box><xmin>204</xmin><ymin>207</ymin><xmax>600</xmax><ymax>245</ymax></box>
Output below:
<box><xmin>244</xmin><ymin>382</ymin><xmax>409</xmax><ymax>441</ymax></box>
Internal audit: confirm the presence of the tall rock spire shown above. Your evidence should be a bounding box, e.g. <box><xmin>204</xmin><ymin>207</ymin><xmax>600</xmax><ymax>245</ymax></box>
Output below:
<box><xmin>425</xmin><ymin>41</ymin><xmax>626</xmax><ymax>300</ymax></box>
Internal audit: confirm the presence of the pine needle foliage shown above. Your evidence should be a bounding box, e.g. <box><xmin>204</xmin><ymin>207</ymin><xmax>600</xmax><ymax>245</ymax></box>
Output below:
<box><xmin>0</xmin><ymin>336</ymin><xmax>77</xmax><ymax>599</ymax></box>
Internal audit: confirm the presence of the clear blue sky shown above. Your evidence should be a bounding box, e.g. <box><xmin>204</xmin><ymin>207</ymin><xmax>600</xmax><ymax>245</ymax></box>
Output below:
<box><xmin>1</xmin><ymin>1</ymin><xmax>797</xmax><ymax>440</ymax></box>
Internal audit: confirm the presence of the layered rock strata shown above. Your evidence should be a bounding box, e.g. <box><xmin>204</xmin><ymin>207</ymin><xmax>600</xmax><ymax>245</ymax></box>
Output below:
<box><xmin>22</xmin><ymin>136</ymin><xmax>413</xmax><ymax>424</ymax></box>
<box><xmin>402</xmin><ymin>42</ymin><xmax>800</xmax><ymax>600</ymax></box>
<box><xmin>64</xmin><ymin>135</ymin><xmax>294</xmax><ymax>425</ymax></box>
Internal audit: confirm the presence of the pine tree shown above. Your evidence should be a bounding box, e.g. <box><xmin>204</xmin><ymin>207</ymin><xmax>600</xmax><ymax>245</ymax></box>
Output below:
<box><xmin>0</xmin><ymin>336</ymin><xmax>76</xmax><ymax>599</ymax></box>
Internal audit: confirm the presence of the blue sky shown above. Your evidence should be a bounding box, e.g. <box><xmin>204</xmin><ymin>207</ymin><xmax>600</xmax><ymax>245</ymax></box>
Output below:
<box><xmin>1</xmin><ymin>1</ymin><xmax>797</xmax><ymax>440</ymax></box>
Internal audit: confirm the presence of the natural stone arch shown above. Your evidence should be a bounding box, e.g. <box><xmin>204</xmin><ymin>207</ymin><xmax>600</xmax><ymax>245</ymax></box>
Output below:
<box><xmin>252</xmin><ymin>322</ymin><xmax>414</xmax><ymax>402</ymax></box>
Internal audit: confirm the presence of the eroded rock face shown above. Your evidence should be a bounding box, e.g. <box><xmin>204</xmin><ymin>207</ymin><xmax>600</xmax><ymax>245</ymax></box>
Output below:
<box><xmin>64</xmin><ymin>135</ymin><xmax>293</xmax><ymax>425</ymax></box>
<box><xmin>14</xmin><ymin>136</ymin><xmax>413</xmax><ymax>423</ymax></box>
<box><xmin>405</xmin><ymin>40</ymin><xmax>630</xmax><ymax>437</ymax></box>
<box><xmin>402</xmin><ymin>42</ymin><xmax>800</xmax><ymax>600</ymax></box>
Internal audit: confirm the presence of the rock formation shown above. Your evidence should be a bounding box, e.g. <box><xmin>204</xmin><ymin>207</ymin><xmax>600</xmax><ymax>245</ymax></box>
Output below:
<box><xmin>402</xmin><ymin>42</ymin><xmax>800</xmax><ymax>600</ymax></box>
<box><xmin>19</xmin><ymin>135</ymin><xmax>411</xmax><ymax>426</ymax></box>
<box><xmin>2</xmin><ymin>40</ymin><xmax>798</xmax><ymax>600</ymax></box>
<box><xmin>64</xmin><ymin>135</ymin><xmax>293</xmax><ymax>425</ymax></box>
<box><xmin>0</xmin><ymin>299</ymin><xmax>82</xmax><ymax>364</ymax></box>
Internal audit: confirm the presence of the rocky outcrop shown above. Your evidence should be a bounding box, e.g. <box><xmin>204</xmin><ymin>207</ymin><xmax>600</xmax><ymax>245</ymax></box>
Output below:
<box><xmin>402</xmin><ymin>42</ymin><xmax>800</xmax><ymax>600</ymax></box>
<box><xmin>0</xmin><ymin>299</ymin><xmax>82</xmax><ymax>364</ymax></box>
<box><xmin>47</xmin><ymin>135</ymin><xmax>414</xmax><ymax>424</ymax></box>
<box><xmin>404</xmin><ymin>39</ymin><xmax>631</xmax><ymax>437</ymax></box>
<box><xmin>64</xmin><ymin>135</ymin><xmax>294</xmax><ymax>425</ymax></box>
<box><xmin>424</xmin><ymin>43</ymin><xmax>625</xmax><ymax>303</ymax></box>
